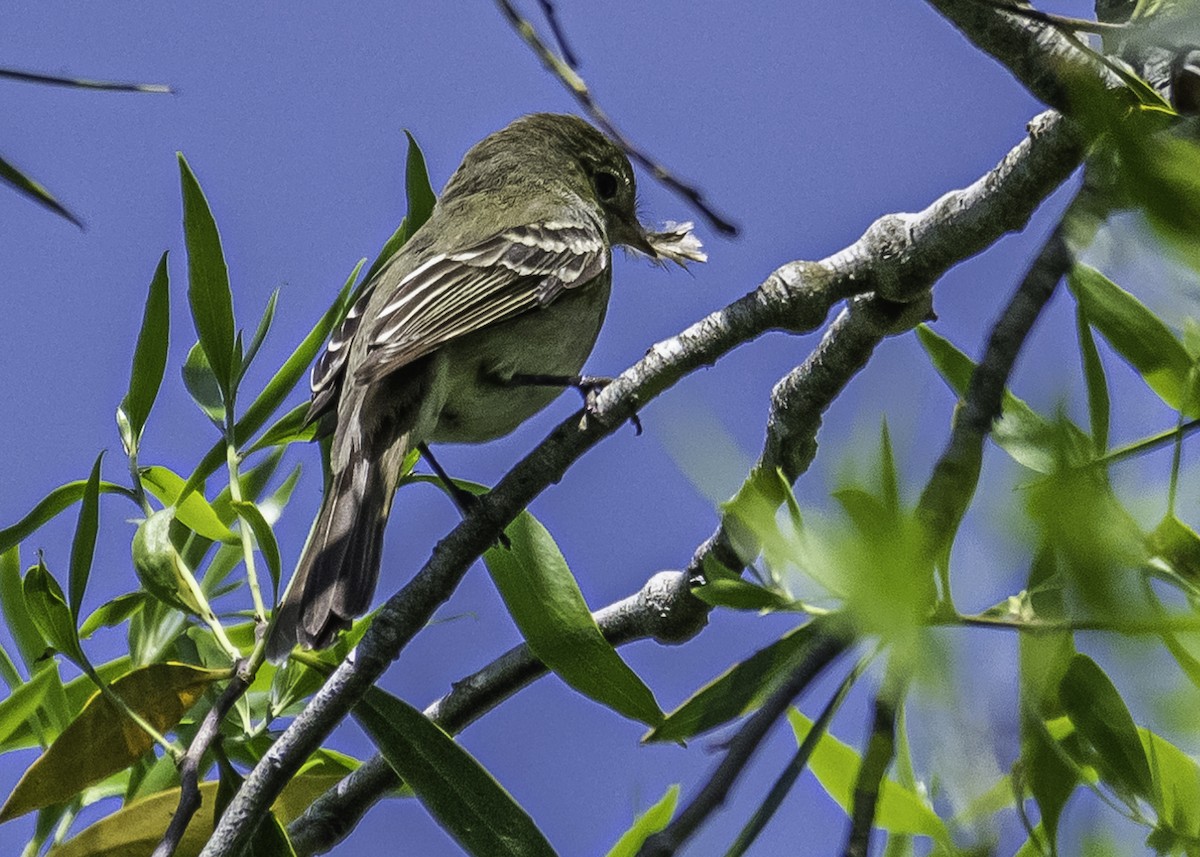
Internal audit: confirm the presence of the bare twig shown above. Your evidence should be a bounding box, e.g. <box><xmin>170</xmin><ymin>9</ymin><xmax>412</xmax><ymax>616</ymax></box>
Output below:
<box><xmin>152</xmin><ymin>662</ymin><xmax>254</xmax><ymax>857</ymax></box>
<box><xmin>533</xmin><ymin>0</ymin><xmax>578</xmax><ymax>68</ymax></box>
<box><xmin>635</xmin><ymin>615</ymin><xmax>856</xmax><ymax>857</ymax></box>
<box><xmin>0</xmin><ymin>67</ymin><xmax>172</xmax><ymax>93</ymax></box>
<box><xmin>493</xmin><ymin>0</ymin><xmax>739</xmax><ymax>236</ymax></box>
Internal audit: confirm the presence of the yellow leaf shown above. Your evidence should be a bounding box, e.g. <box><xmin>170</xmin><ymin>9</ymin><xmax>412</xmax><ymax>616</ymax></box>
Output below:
<box><xmin>0</xmin><ymin>663</ymin><xmax>227</xmax><ymax>822</ymax></box>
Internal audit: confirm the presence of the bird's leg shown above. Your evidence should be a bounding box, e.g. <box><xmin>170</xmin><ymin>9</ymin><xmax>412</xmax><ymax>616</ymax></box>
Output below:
<box><xmin>417</xmin><ymin>442</ymin><xmax>510</xmax><ymax>548</ymax></box>
<box><xmin>505</xmin><ymin>373</ymin><xmax>642</xmax><ymax>435</ymax></box>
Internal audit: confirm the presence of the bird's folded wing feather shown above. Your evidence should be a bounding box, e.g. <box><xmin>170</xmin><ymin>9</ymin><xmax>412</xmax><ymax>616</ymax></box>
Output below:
<box><xmin>307</xmin><ymin>219</ymin><xmax>607</xmax><ymax>417</ymax></box>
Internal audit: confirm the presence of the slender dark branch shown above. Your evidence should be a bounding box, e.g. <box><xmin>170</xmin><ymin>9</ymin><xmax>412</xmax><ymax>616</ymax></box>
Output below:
<box><xmin>635</xmin><ymin>615</ymin><xmax>856</xmax><ymax>857</ymax></box>
<box><xmin>492</xmin><ymin>0</ymin><xmax>739</xmax><ymax>236</ymax></box>
<box><xmin>534</xmin><ymin>0</ymin><xmax>579</xmax><ymax>67</ymax></box>
<box><xmin>842</xmin><ymin>688</ymin><xmax>900</xmax><ymax>857</ymax></box>
<box><xmin>287</xmin><ymin>570</ymin><xmax>704</xmax><ymax>855</ymax></box>
<box><xmin>0</xmin><ymin>67</ymin><xmax>172</xmax><ymax>93</ymax></box>
<box><xmin>152</xmin><ymin>662</ymin><xmax>253</xmax><ymax>857</ymax></box>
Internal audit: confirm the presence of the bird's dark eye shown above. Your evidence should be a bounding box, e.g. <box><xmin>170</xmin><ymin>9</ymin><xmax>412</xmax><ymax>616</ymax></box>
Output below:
<box><xmin>594</xmin><ymin>170</ymin><xmax>619</xmax><ymax>201</ymax></box>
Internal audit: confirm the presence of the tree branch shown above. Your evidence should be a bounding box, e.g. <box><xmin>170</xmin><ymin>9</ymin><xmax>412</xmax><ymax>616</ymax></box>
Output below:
<box><xmin>842</xmin><ymin>685</ymin><xmax>900</xmax><ymax>857</ymax></box>
<box><xmin>203</xmin><ymin>106</ymin><xmax>1085</xmax><ymax>857</ymax></box>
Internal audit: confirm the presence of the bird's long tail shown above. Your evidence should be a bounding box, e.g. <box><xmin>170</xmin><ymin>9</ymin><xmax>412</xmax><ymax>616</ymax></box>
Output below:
<box><xmin>266</xmin><ymin>450</ymin><xmax>391</xmax><ymax>661</ymax></box>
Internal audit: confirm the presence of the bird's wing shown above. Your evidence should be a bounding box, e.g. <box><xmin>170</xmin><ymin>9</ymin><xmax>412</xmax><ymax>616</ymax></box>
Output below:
<box><xmin>306</xmin><ymin>219</ymin><xmax>607</xmax><ymax>418</ymax></box>
<box><xmin>357</xmin><ymin>220</ymin><xmax>607</xmax><ymax>384</ymax></box>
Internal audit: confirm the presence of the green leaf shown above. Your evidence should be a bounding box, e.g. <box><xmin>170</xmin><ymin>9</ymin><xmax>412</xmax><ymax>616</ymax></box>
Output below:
<box><xmin>646</xmin><ymin>619</ymin><xmax>846</xmax><ymax>743</ymax></box>
<box><xmin>1067</xmin><ymin>264</ymin><xmax>1193</xmax><ymax>414</ymax></box>
<box><xmin>22</xmin><ymin>557</ymin><xmax>85</xmax><ymax>665</ymax></box>
<box><xmin>1075</xmin><ymin>302</ymin><xmax>1110</xmax><ymax>453</ymax></box>
<box><xmin>243</xmin><ymin>403</ymin><xmax>318</xmax><ymax>456</ymax></box>
<box><xmin>787</xmin><ymin>709</ymin><xmax>952</xmax><ymax>849</ymax></box>
<box><xmin>404</xmin><ymin>130</ymin><xmax>437</xmax><ymax>235</ymax></box>
<box><xmin>690</xmin><ymin>576</ymin><xmax>794</xmax><ymax>611</ymax></box>
<box><xmin>1119</xmin><ymin>134</ymin><xmax>1200</xmax><ymax>273</ymax></box>
<box><xmin>119</xmin><ymin>252</ymin><xmax>171</xmax><ymax>451</ymax></box>
<box><xmin>180</xmin><ymin>259</ymin><xmax>362</xmax><ymax>501</ymax></box>
<box><xmin>0</xmin><ymin>479</ymin><xmax>136</xmax><ymax>557</ymax></box>
<box><xmin>69</xmin><ymin>453</ymin><xmax>105</xmax><ymax>622</ymax></box>
<box><xmin>1141</xmin><ymin>727</ymin><xmax>1200</xmax><ymax>840</ymax></box>
<box><xmin>353</xmin><ymin>685</ymin><xmax>557</xmax><ymax>857</ymax></box>
<box><xmin>361</xmin><ymin>133</ymin><xmax>437</xmax><ymax>285</ymax></box>
<box><xmin>182</xmin><ymin>340</ymin><xmax>226</xmax><ymax>426</ymax></box>
<box><xmin>179</xmin><ymin>153</ymin><xmax>237</xmax><ymax>399</ymax></box>
<box><xmin>231</xmin><ymin>500</ymin><xmax>282</xmax><ymax>601</ymax></box>
<box><xmin>484</xmin><ymin>511</ymin><xmax>662</xmax><ymax>726</ymax></box>
<box><xmin>79</xmin><ymin>593</ymin><xmax>147</xmax><ymax>639</ymax></box>
<box><xmin>131</xmin><ymin>509</ymin><xmax>205</xmax><ymax>615</ymax></box>
<box><xmin>917</xmin><ymin>324</ymin><xmax>1091</xmax><ymax>471</ymax></box>
<box><xmin>1059</xmin><ymin>653</ymin><xmax>1153</xmax><ymax>801</ymax></box>
<box><xmin>239</xmin><ymin>288</ymin><xmax>279</xmax><ymax>382</ymax></box>
<box><xmin>0</xmin><ymin>663</ymin><xmax>225</xmax><ymax>822</ymax></box>
<box><xmin>140</xmin><ymin>466</ymin><xmax>236</xmax><ymax>543</ymax></box>
<box><xmin>0</xmin><ymin>151</ymin><xmax>82</xmax><ymax>228</ymax></box>
<box><xmin>1148</xmin><ymin>514</ymin><xmax>1200</xmax><ymax>583</ymax></box>
<box><xmin>1</xmin><ymin>545</ymin><xmax>43</xmax><ymax>672</ymax></box>
<box><xmin>0</xmin><ymin>665</ymin><xmax>56</xmax><ymax>747</ymax></box>
<box><xmin>604</xmin><ymin>784</ymin><xmax>679</xmax><ymax>857</ymax></box>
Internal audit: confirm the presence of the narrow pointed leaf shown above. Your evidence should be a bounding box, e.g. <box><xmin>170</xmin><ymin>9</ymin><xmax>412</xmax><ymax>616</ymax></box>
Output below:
<box><xmin>140</xmin><ymin>466</ymin><xmax>236</xmax><ymax>543</ymax></box>
<box><xmin>179</xmin><ymin>153</ymin><xmax>237</xmax><ymax>398</ymax></box>
<box><xmin>79</xmin><ymin>593</ymin><xmax>147</xmax><ymax>639</ymax></box>
<box><xmin>0</xmin><ymin>665</ymin><xmax>56</xmax><ymax>747</ymax></box>
<box><xmin>404</xmin><ymin>130</ymin><xmax>436</xmax><ymax>233</ymax></box>
<box><xmin>240</xmin><ymin>287</ymin><xmax>279</xmax><ymax>380</ymax></box>
<box><xmin>22</xmin><ymin>559</ymin><xmax>85</xmax><ymax>664</ymax></box>
<box><xmin>230</xmin><ymin>500</ymin><xmax>282</xmax><ymax>600</ymax></box>
<box><xmin>484</xmin><ymin>510</ymin><xmax>662</xmax><ymax>726</ymax></box>
<box><xmin>0</xmin><ymin>480</ymin><xmax>136</xmax><ymax>556</ymax></box>
<box><xmin>0</xmin><ymin>663</ymin><xmax>226</xmax><ymax>822</ymax></box>
<box><xmin>243</xmin><ymin>403</ymin><xmax>318</xmax><ymax>456</ymax></box>
<box><xmin>68</xmin><ymin>453</ymin><xmax>105</xmax><ymax>621</ymax></box>
<box><xmin>604</xmin><ymin>785</ymin><xmax>680</xmax><ymax>857</ymax></box>
<box><xmin>0</xmin><ymin>152</ymin><xmax>82</xmax><ymax>228</ymax></box>
<box><xmin>120</xmin><ymin>252</ymin><xmax>171</xmax><ymax>448</ymax></box>
<box><xmin>181</xmin><ymin>260</ymin><xmax>362</xmax><ymax>501</ymax></box>
<box><xmin>646</xmin><ymin>617</ymin><xmax>852</xmax><ymax>743</ymax></box>
<box><xmin>1059</xmin><ymin>653</ymin><xmax>1153</xmax><ymax>801</ymax></box>
<box><xmin>182</xmin><ymin>341</ymin><xmax>226</xmax><ymax>426</ymax></box>
<box><xmin>1076</xmin><ymin>303</ymin><xmax>1110</xmax><ymax>453</ymax></box>
<box><xmin>1067</xmin><ymin>264</ymin><xmax>1193</xmax><ymax>414</ymax></box>
<box><xmin>354</xmin><ymin>685</ymin><xmax>557</xmax><ymax>857</ymax></box>
<box><xmin>1</xmin><ymin>546</ymin><xmax>43</xmax><ymax>671</ymax></box>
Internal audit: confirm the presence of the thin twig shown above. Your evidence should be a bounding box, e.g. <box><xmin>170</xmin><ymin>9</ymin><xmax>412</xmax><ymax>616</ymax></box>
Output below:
<box><xmin>152</xmin><ymin>658</ymin><xmax>257</xmax><ymax>857</ymax></box>
<box><xmin>0</xmin><ymin>67</ymin><xmax>172</xmax><ymax>93</ymax></box>
<box><xmin>635</xmin><ymin>615</ymin><xmax>855</xmax><ymax>857</ymax></box>
<box><xmin>842</xmin><ymin>679</ymin><xmax>902</xmax><ymax>857</ymax></box>
<box><xmin>534</xmin><ymin>0</ymin><xmax>578</xmax><ymax>68</ymax></box>
<box><xmin>493</xmin><ymin>0</ymin><xmax>739</xmax><ymax>236</ymax></box>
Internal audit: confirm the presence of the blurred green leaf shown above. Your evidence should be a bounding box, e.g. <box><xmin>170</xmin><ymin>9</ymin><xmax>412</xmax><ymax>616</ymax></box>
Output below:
<box><xmin>230</xmin><ymin>500</ymin><xmax>282</xmax><ymax>601</ymax></box>
<box><xmin>646</xmin><ymin>617</ymin><xmax>851</xmax><ymax>743</ymax></box>
<box><xmin>182</xmin><ymin>259</ymin><xmax>362</xmax><ymax>500</ymax></box>
<box><xmin>0</xmin><ymin>479</ymin><xmax>137</xmax><ymax>557</ymax></box>
<box><xmin>604</xmin><ymin>784</ymin><xmax>679</xmax><ymax>857</ymax></box>
<box><xmin>140</xmin><ymin>466</ymin><xmax>236</xmax><ymax>543</ymax></box>
<box><xmin>1119</xmin><ymin>134</ymin><xmax>1200</xmax><ymax>273</ymax></box>
<box><xmin>79</xmin><ymin>593</ymin><xmax>147</xmax><ymax>640</ymax></box>
<box><xmin>691</xmin><ymin>576</ymin><xmax>794</xmax><ymax>611</ymax></box>
<box><xmin>182</xmin><ymin>341</ymin><xmax>226</xmax><ymax>427</ymax></box>
<box><xmin>1060</xmin><ymin>654</ymin><xmax>1153</xmax><ymax>802</ymax></box>
<box><xmin>1</xmin><ymin>545</ymin><xmax>43</xmax><ymax>673</ymax></box>
<box><xmin>1076</xmin><ymin>302</ymin><xmax>1110</xmax><ymax>454</ymax></box>
<box><xmin>1141</xmin><ymin>727</ymin><xmax>1200</xmax><ymax>845</ymax></box>
<box><xmin>179</xmin><ymin>153</ymin><xmax>237</xmax><ymax>401</ymax></box>
<box><xmin>22</xmin><ymin>557</ymin><xmax>85</xmax><ymax>664</ymax></box>
<box><xmin>1147</xmin><ymin>515</ymin><xmax>1200</xmax><ymax>583</ymax></box>
<box><xmin>68</xmin><ymin>453</ymin><xmax>104</xmax><ymax>622</ymax></box>
<box><xmin>1068</xmin><ymin>264</ymin><xmax>1194</xmax><ymax>415</ymax></box>
<box><xmin>917</xmin><ymin>324</ymin><xmax>1091</xmax><ymax>471</ymax></box>
<box><xmin>787</xmin><ymin>709</ymin><xmax>952</xmax><ymax>850</ymax></box>
<box><xmin>119</xmin><ymin>252</ymin><xmax>171</xmax><ymax>452</ymax></box>
<box><xmin>484</xmin><ymin>510</ymin><xmax>662</xmax><ymax>726</ymax></box>
<box><xmin>0</xmin><ymin>152</ymin><xmax>82</xmax><ymax>228</ymax></box>
<box><xmin>353</xmin><ymin>685</ymin><xmax>557</xmax><ymax>857</ymax></box>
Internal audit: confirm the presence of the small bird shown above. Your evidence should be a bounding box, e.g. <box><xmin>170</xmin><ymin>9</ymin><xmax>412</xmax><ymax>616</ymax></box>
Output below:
<box><xmin>266</xmin><ymin>113</ymin><xmax>704</xmax><ymax>659</ymax></box>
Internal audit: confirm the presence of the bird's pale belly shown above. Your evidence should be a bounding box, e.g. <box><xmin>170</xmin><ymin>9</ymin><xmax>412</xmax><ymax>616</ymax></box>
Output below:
<box><xmin>427</xmin><ymin>274</ymin><xmax>612</xmax><ymax>443</ymax></box>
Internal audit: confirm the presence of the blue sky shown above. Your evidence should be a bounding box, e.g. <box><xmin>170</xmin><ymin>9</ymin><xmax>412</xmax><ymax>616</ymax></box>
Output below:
<box><xmin>4</xmin><ymin>2</ymin><xmax>1181</xmax><ymax>854</ymax></box>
